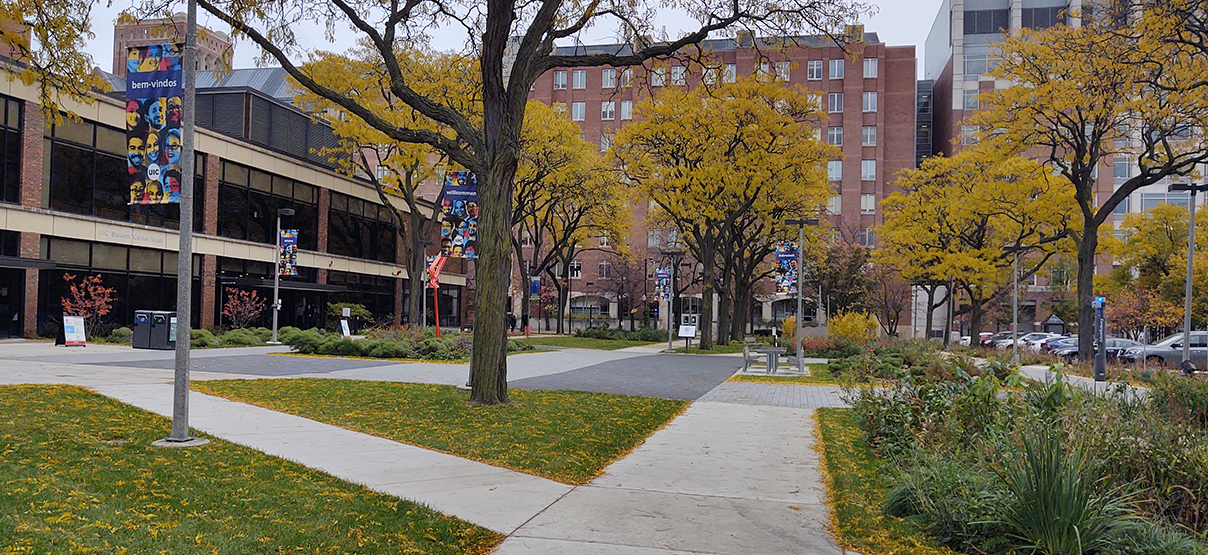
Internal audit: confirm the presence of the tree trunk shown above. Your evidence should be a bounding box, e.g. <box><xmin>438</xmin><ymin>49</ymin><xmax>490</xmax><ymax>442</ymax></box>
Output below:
<box><xmin>467</xmin><ymin>19</ymin><xmax>517</xmax><ymax>405</ymax></box>
<box><xmin>1076</xmin><ymin>227</ymin><xmax>1098</xmax><ymax>360</ymax></box>
<box><xmin>406</xmin><ymin>209</ymin><xmax>427</xmax><ymax>326</ymax></box>
<box><xmin>923</xmin><ymin>283</ymin><xmax>936</xmax><ymax>341</ymax></box>
<box><xmin>716</xmin><ymin>285</ymin><xmax>731</xmax><ymax>346</ymax></box>
<box><xmin>700</xmin><ymin>239</ymin><xmax>716</xmax><ymax>350</ymax></box>
<box><xmin>731</xmin><ymin>283</ymin><xmax>749</xmax><ymax>342</ymax></box>
<box><xmin>967</xmin><ymin>296</ymin><xmax>984</xmax><ymax>343</ymax></box>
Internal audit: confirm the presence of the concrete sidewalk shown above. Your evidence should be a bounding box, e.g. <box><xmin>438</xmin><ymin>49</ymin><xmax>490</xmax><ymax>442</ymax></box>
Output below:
<box><xmin>495</xmin><ymin>401</ymin><xmax>840</xmax><ymax>554</ymax></box>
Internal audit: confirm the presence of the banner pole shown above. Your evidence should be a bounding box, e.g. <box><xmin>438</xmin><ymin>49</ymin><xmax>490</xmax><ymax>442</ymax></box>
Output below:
<box><xmin>164</xmin><ymin>0</ymin><xmax>199</xmax><ymax>445</ymax></box>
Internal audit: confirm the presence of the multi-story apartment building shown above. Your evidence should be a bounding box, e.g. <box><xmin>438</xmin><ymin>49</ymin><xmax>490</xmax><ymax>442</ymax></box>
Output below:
<box><xmin>521</xmin><ymin>30</ymin><xmax>917</xmax><ymax>330</ymax></box>
<box><xmin>0</xmin><ymin>61</ymin><xmax>467</xmax><ymax>338</ymax></box>
<box><xmin>111</xmin><ymin>15</ymin><xmax>232</xmax><ymax>78</ymax></box>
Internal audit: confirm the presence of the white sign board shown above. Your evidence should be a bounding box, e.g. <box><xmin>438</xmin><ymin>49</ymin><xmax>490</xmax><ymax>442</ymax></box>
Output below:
<box><xmin>342</xmin><ymin>307</ymin><xmax>352</xmax><ymax>318</ymax></box>
<box><xmin>340</xmin><ymin>319</ymin><xmax>351</xmax><ymax>337</ymax></box>
<box><xmin>677</xmin><ymin>325</ymin><xmax>697</xmax><ymax>338</ymax></box>
<box><xmin>169</xmin><ymin>316</ymin><xmax>177</xmax><ymax>342</ymax></box>
<box><xmin>63</xmin><ymin>316</ymin><xmax>87</xmax><ymax>346</ymax></box>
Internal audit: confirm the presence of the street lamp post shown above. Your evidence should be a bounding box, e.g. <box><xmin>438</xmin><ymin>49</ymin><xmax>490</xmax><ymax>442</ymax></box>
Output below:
<box><xmin>660</xmin><ymin>250</ymin><xmax>684</xmax><ymax>351</ymax></box>
<box><xmin>269</xmin><ymin>208</ymin><xmax>295</xmax><ymax>344</ymax></box>
<box><xmin>1170</xmin><ymin>182</ymin><xmax>1208</xmax><ymax>374</ymax></box>
<box><xmin>785</xmin><ymin>218</ymin><xmax>820</xmax><ymax>374</ymax></box>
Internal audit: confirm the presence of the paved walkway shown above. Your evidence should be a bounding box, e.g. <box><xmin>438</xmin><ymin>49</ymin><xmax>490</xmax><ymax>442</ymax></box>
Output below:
<box><xmin>0</xmin><ymin>341</ymin><xmax>851</xmax><ymax>554</ymax></box>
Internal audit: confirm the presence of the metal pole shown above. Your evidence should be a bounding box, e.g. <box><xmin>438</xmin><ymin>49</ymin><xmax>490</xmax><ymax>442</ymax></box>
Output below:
<box><xmin>1184</xmin><ymin>189</ymin><xmax>1196</xmax><ymax>370</ymax></box>
<box><xmin>796</xmin><ymin>223</ymin><xmax>805</xmax><ymax>374</ymax></box>
<box><xmin>422</xmin><ymin>281</ymin><xmax>427</xmax><ymax>328</ymax></box>
<box><xmin>167</xmin><ymin>0</ymin><xmax>198</xmax><ymax>443</ymax></box>
<box><xmin>1012</xmin><ymin>250</ymin><xmax>1019</xmax><ymax>363</ymax></box>
<box><xmin>270</xmin><ymin>213</ymin><xmax>282</xmax><ymax>343</ymax></box>
<box><xmin>668</xmin><ymin>258</ymin><xmax>674</xmax><ymax>352</ymax></box>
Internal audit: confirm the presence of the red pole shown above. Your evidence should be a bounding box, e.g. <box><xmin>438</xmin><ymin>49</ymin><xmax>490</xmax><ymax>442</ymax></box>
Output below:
<box><xmin>433</xmin><ymin>285</ymin><xmax>441</xmax><ymax>338</ymax></box>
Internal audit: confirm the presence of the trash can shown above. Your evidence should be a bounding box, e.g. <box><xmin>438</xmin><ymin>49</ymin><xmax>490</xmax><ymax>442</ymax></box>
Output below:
<box><xmin>148</xmin><ymin>311</ymin><xmax>176</xmax><ymax>350</ymax></box>
<box><xmin>133</xmin><ymin>311</ymin><xmax>152</xmax><ymax>349</ymax></box>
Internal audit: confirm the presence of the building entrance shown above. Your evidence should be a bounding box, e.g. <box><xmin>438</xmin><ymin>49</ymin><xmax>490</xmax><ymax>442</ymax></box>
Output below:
<box><xmin>0</xmin><ymin>269</ymin><xmax>23</xmax><ymax>337</ymax></box>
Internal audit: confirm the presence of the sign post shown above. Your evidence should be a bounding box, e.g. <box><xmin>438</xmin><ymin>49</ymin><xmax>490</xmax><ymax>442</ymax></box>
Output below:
<box><xmin>1093</xmin><ymin>296</ymin><xmax>1107</xmax><ymax>382</ymax></box>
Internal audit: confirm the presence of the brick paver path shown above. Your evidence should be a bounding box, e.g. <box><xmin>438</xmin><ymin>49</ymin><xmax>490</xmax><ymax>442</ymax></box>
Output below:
<box><xmin>696</xmin><ymin>381</ymin><xmax>848</xmax><ymax>408</ymax></box>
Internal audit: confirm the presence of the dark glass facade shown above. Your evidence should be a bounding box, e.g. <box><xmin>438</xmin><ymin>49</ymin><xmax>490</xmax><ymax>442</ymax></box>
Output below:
<box><xmin>0</xmin><ymin>95</ymin><xmax>20</xmax><ymax>204</ymax></box>
<box><xmin>327</xmin><ymin>192</ymin><xmax>398</xmax><ymax>263</ymax></box>
<box><xmin>217</xmin><ymin>161</ymin><xmax>319</xmax><ymax>250</ymax></box>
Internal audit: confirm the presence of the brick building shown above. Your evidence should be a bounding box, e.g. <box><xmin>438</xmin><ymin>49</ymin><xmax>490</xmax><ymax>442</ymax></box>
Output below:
<box><xmin>111</xmin><ymin>15</ymin><xmax>232</xmax><ymax>79</ymax></box>
<box><xmin>521</xmin><ymin>30</ymin><xmax>917</xmax><ymax>331</ymax></box>
<box><xmin>0</xmin><ymin>63</ymin><xmax>466</xmax><ymax>338</ymax></box>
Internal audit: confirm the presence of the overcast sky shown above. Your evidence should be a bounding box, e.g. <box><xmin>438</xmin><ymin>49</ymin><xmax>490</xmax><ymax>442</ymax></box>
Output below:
<box><xmin>84</xmin><ymin>0</ymin><xmax>945</xmax><ymax>76</ymax></box>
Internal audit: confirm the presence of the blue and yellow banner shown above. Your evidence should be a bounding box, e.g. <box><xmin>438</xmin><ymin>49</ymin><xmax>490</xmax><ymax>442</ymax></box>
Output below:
<box><xmin>440</xmin><ymin>171</ymin><xmax>478</xmax><ymax>258</ymax></box>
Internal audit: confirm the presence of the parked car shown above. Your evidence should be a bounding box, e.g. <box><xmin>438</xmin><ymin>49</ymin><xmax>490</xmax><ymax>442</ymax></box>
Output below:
<box><xmin>991</xmin><ymin>331</ymin><xmax>1029</xmax><ymax>349</ymax></box>
<box><xmin>959</xmin><ymin>332</ymin><xmax>993</xmax><ymax>346</ymax></box>
<box><xmin>1120</xmin><ymin>333</ymin><xmax>1207</xmax><ymax>368</ymax></box>
<box><xmin>981</xmin><ymin>331</ymin><xmax>1013</xmax><ymax>347</ymax></box>
<box><xmin>1054</xmin><ymin>338</ymin><xmax>1142</xmax><ymax>362</ymax></box>
<box><xmin>1020</xmin><ymin>332</ymin><xmax>1065</xmax><ymax>352</ymax></box>
<box><xmin>1039</xmin><ymin>336</ymin><xmax>1076</xmax><ymax>354</ymax></box>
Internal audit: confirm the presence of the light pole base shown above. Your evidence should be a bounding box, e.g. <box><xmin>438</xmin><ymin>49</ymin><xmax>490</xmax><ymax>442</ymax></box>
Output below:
<box><xmin>151</xmin><ymin>437</ymin><xmax>210</xmax><ymax>448</ymax></box>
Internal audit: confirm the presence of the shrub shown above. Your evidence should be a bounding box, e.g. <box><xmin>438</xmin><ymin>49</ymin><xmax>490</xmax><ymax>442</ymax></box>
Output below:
<box><xmin>107</xmin><ymin>327</ymin><xmax>134</xmax><ymax>344</ymax></box>
<box><xmin>277</xmin><ymin>326</ymin><xmax>302</xmax><ymax>344</ymax></box>
<box><xmin>220</xmin><ymin>328</ymin><xmax>262</xmax><ymax>346</ymax></box>
<box><xmin>829</xmin><ymin>311</ymin><xmax>878</xmax><ymax>344</ymax></box>
<box><xmin>508</xmin><ymin>339</ymin><xmax>535</xmax><ymax>352</ymax></box>
<box><xmin>623</xmin><ymin>327</ymin><xmax>666</xmax><ymax>342</ymax></box>
<box><xmin>1149</xmin><ymin>374</ymin><xmax>1208</xmax><ymax>431</ymax></box>
<box><xmin>190</xmin><ymin>329</ymin><xmax>218</xmax><ymax>348</ymax></box>
<box><xmin>781</xmin><ymin>316</ymin><xmax>797</xmax><ymax>345</ymax></box>
<box><xmin>576</xmin><ymin>324</ymin><xmax>618</xmax><ymax>339</ymax></box>
<box><xmin>283</xmin><ymin>328</ymin><xmax>325</xmax><ymax>354</ymax></box>
<box><xmin>318</xmin><ymin>337</ymin><xmax>366</xmax><ymax>357</ymax></box>
<box><xmin>800</xmin><ymin>337</ymin><xmax>863</xmax><ymax>358</ymax></box>
<box><xmin>248</xmin><ymin>327</ymin><xmax>273</xmax><ymax>343</ymax></box>
<box><xmin>883</xmin><ymin>456</ymin><xmax>1013</xmax><ymax>553</ymax></box>
<box><xmin>368</xmin><ymin>339</ymin><xmax>414</xmax><ymax>359</ymax></box>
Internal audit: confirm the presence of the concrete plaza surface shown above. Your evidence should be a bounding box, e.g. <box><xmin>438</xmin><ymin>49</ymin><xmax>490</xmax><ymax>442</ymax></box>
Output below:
<box><xmin>0</xmin><ymin>340</ymin><xmax>851</xmax><ymax>554</ymax></box>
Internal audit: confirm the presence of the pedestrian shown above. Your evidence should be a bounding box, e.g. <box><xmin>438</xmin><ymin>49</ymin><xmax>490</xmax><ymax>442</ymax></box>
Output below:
<box><xmin>507</xmin><ymin>312</ymin><xmax>517</xmax><ymax>333</ymax></box>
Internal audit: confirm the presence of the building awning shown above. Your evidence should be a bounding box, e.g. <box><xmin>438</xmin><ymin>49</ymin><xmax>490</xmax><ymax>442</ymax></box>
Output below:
<box><xmin>0</xmin><ymin>256</ymin><xmax>56</xmax><ymax>270</ymax></box>
<box><xmin>1042</xmin><ymin>314</ymin><xmax>1065</xmax><ymax>325</ymax></box>
<box><xmin>219</xmin><ymin>277</ymin><xmax>349</xmax><ymax>293</ymax></box>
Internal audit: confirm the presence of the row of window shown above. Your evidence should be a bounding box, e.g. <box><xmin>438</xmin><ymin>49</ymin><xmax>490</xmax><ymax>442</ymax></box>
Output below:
<box><xmin>826</xmin><ymin>92</ymin><xmax>878</xmax><ymax>113</ymax></box>
<box><xmin>825</xmin><ymin>194</ymin><xmax>879</xmax><ymax>215</ymax></box>
<box><xmin>826</xmin><ymin>126</ymin><xmax>879</xmax><ymax>147</ymax></box>
<box><xmin>826</xmin><ymin>160</ymin><xmax>878</xmax><ymax>181</ymax></box>
<box><xmin>0</xmin><ymin>96</ymin><xmax>21</xmax><ymax>205</ymax></box>
<box><xmin>218</xmin><ymin>160</ymin><xmax>320</xmax><ymax>250</ymax></box>
<box><xmin>564</xmin><ymin>91</ymin><xmax>877</xmax><ymax>123</ymax></box>
<box><xmin>551</xmin><ymin>58</ymin><xmax>879</xmax><ymax>89</ymax></box>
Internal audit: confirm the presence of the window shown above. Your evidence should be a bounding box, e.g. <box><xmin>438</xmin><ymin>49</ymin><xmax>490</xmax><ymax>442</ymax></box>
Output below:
<box><xmin>327</xmin><ymin>191</ymin><xmax>396</xmax><ymax>262</ymax></box>
<box><xmin>863</xmin><ymin>58</ymin><xmax>878</xmax><ymax>78</ymax></box>
<box><xmin>1022</xmin><ymin>7</ymin><xmax>1065</xmax><ymax>29</ymax></box>
<box><xmin>620</xmin><ymin>100</ymin><xmax>633</xmax><ymax>120</ymax></box>
<box><xmin>827</xmin><ymin>160</ymin><xmax>843</xmax><ymax>181</ymax></box>
<box><xmin>601</xmin><ymin>101</ymin><xmax>615</xmax><ymax>120</ymax></box>
<box><xmin>619</xmin><ymin>68</ymin><xmax>632</xmax><ymax>87</ymax></box>
<box><xmin>521</xmin><ymin>230</ymin><xmax>533</xmax><ymax>247</ymax></box>
<box><xmin>569</xmin><ymin>260</ymin><xmax>582</xmax><ymax>279</ymax></box>
<box><xmin>671</xmin><ymin>66</ymin><xmax>687</xmax><ymax>85</ymax></box>
<box><xmin>964</xmin><ymin>9</ymin><xmax>1009</xmax><ymax>35</ymax></box>
<box><xmin>861</xmin><ymin>194</ymin><xmax>876</xmax><ymax>214</ymax></box>
<box><xmin>861</xmin><ymin>160</ymin><xmax>876</xmax><ymax>181</ymax></box>
<box><xmin>572</xmin><ymin>69</ymin><xmax>586</xmax><ymax>89</ymax></box>
<box><xmin>827</xmin><ymin>194</ymin><xmax>841</xmax><ymax>215</ymax></box>
<box><xmin>724</xmin><ymin>64</ymin><xmax>737</xmax><ymax>83</ymax></box>
<box><xmin>963</xmin><ymin>89</ymin><xmax>980</xmax><ymax>110</ymax></box>
<box><xmin>858</xmin><ymin>227</ymin><xmax>875</xmax><ymax>246</ymax></box>
<box><xmin>828</xmin><ymin>93</ymin><xmax>844</xmax><ymax>113</ymax></box>
<box><xmin>806</xmin><ymin>60</ymin><xmax>822</xmax><ymax>80</ymax></box>
<box><xmin>599</xmin><ymin>133</ymin><xmax>612</xmax><ymax>151</ymax></box>
<box><xmin>553</xmin><ymin>70</ymin><xmax>567</xmax><ymax>90</ymax></box>
<box><xmin>703</xmin><ymin>67</ymin><xmax>719</xmax><ymax>85</ymax></box>
<box><xmin>601</xmin><ymin>68</ymin><xmax>616</xmax><ymax>88</ymax></box>
<box><xmin>1113</xmin><ymin>196</ymin><xmax>1131</xmax><ymax>215</ymax></box>
<box><xmin>964</xmin><ymin>53</ymin><xmax>988</xmax><ymax>76</ymax></box>
<box><xmin>961</xmin><ymin>125</ymin><xmax>979</xmax><ymax>145</ymax></box>
<box><xmin>553</xmin><ymin>102</ymin><xmax>567</xmax><ymax>115</ymax></box>
<box><xmin>598</xmin><ymin>261</ymin><xmax>612</xmax><ymax>279</ymax></box>
<box><xmin>824</xmin><ymin>60</ymin><xmax>844</xmax><ymax>80</ymax></box>
<box><xmin>862</xmin><ymin>92</ymin><xmax>877</xmax><ymax>112</ymax></box>
<box><xmin>0</xmin><ymin>95</ymin><xmax>21</xmax><ymax>205</ymax></box>
<box><xmin>598</xmin><ymin>234</ymin><xmax>611</xmax><ymax>248</ymax></box>
<box><xmin>219</xmin><ymin>161</ymin><xmax>318</xmax><ymax>250</ymax></box>
<box><xmin>1114</xmin><ymin>161</ymin><xmax>1131</xmax><ymax>179</ymax></box>
<box><xmin>571</xmin><ymin>102</ymin><xmax>586</xmax><ymax>121</ymax></box>
<box><xmin>757</xmin><ymin>62</ymin><xmax>770</xmax><ymax>77</ymax></box>
<box><xmin>862</xmin><ymin>126</ymin><xmax>876</xmax><ymax>146</ymax></box>
<box><xmin>827</xmin><ymin>126</ymin><xmax>844</xmax><ymax>146</ymax></box>
<box><xmin>651</xmin><ymin>67</ymin><xmax>666</xmax><ymax>87</ymax></box>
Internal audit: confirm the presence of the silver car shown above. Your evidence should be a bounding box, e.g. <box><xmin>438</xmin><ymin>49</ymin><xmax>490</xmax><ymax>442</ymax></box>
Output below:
<box><xmin>1120</xmin><ymin>332</ymin><xmax>1208</xmax><ymax>369</ymax></box>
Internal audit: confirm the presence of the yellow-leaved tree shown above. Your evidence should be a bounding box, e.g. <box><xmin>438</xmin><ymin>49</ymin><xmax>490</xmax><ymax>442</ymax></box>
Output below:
<box><xmin>513</xmin><ymin>100</ymin><xmax>627</xmax><ymax>334</ymax></box>
<box><xmin>975</xmin><ymin>12</ymin><xmax>1208</xmax><ymax>358</ymax></box>
<box><xmin>880</xmin><ymin>146</ymin><xmax>1074</xmax><ymax>336</ymax></box>
<box><xmin>1</xmin><ymin>1</ymin><xmax>108</xmax><ymax>119</ymax></box>
<box><xmin>297</xmin><ymin>42</ymin><xmax>480</xmax><ymax>326</ymax></box>
<box><xmin>614</xmin><ymin>78</ymin><xmax>835</xmax><ymax>350</ymax></box>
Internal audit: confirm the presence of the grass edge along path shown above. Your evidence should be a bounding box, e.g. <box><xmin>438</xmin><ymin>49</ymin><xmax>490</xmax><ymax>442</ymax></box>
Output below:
<box><xmin>728</xmin><ymin>365</ymin><xmax>838</xmax><ymax>386</ymax></box>
<box><xmin>814</xmin><ymin>408</ymin><xmax>963</xmax><ymax>555</ymax></box>
<box><xmin>0</xmin><ymin>384</ymin><xmax>502</xmax><ymax>554</ymax></box>
<box><xmin>522</xmin><ymin>335</ymin><xmax>662</xmax><ymax>350</ymax></box>
<box><xmin>193</xmin><ymin>379</ymin><xmax>689</xmax><ymax>485</ymax></box>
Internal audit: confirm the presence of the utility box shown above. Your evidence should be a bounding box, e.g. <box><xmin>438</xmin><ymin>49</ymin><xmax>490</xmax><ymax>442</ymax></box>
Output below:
<box><xmin>134</xmin><ymin>310</ymin><xmax>176</xmax><ymax>350</ymax></box>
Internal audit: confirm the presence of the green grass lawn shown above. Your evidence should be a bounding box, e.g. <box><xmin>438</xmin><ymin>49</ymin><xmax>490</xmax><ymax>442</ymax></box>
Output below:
<box><xmin>671</xmin><ymin>342</ymin><xmax>747</xmax><ymax>354</ymax></box>
<box><xmin>523</xmin><ymin>335</ymin><xmax>661</xmax><ymax>350</ymax></box>
<box><xmin>815</xmin><ymin>408</ymin><xmax>959</xmax><ymax>555</ymax></box>
<box><xmin>193</xmin><ymin>379</ymin><xmax>688</xmax><ymax>484</ymax></box>
<box><xmin>729</xmin><ymin>365</ymin><xmax>839</xmax><ymax>385</ymax></box>
<box><xmin>0</xmin><ymin>384</ymin><xmax>501</xmax><ymax>554</ymax></box>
